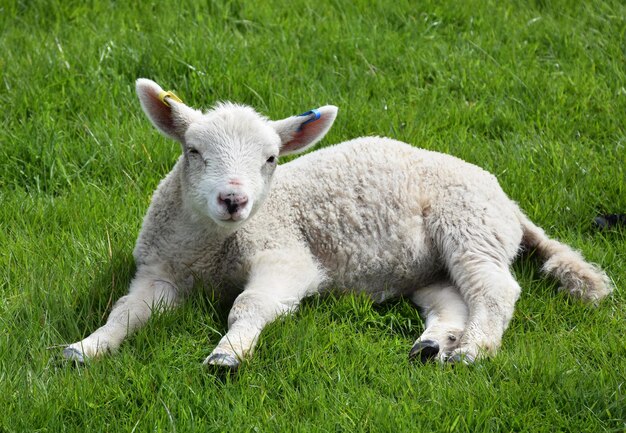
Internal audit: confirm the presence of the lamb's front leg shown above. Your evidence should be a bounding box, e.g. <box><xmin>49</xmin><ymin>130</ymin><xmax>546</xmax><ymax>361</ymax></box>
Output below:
<box><xmin>204</xmin><ymin>250</ymin><xmax>324</xmax><ymax>369</ymax></box>
<box><xmin>64</xmin><ymin>267</ymin><xmax>181</xmax><ymax>362</ymax></box>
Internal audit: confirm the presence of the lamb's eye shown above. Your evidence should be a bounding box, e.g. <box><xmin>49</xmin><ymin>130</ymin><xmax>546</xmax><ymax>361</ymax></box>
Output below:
<box><xmin>188</xmin><ymin>148</ymin><xmax>200</xmax><ymax>156</ymax></box>
<box><xmin>266</xmin><ymin>156</ymin><xmax>276</xmax><ymax>164</ymax></box>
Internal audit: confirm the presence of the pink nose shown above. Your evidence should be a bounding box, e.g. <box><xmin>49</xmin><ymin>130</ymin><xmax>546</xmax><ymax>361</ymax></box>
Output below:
<box><xmin>218</xmin><ymin>192</ymin><xmax>248</xmax><ymax>214</ymax></box>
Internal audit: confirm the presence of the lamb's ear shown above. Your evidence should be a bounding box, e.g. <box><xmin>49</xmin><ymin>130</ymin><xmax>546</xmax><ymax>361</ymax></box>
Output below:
<box><xmin>135</xmin><ymin>78</ymin><xmax>201</xmax><ymax>143</ymax></box>
<box><xmin>271</xmin><ymin>105</ymin><xmax>338</xmax><ymax>156</ymax></box>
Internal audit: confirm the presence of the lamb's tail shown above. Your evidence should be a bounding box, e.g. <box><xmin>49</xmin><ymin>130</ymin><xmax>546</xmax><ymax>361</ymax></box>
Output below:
<box><xmin>518</xmin><ymin>211</ymin><xmax>614</xmax><ymax>303</ymax></box>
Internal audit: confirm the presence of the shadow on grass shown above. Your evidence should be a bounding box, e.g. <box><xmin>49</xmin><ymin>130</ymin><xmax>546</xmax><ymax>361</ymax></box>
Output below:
<box><xmin>62</xmin><ymin>243</ymin><xmax>611</xmax><ymax>368</ymax></box>
<box><xmin>70</xmin><ymin>249</ymin><xmax>550</xmax><ymax>335</ymax></box>
<box><xmin>64</xmin><ymin>247</ymin><xmax>239</xmax><ymax>345</ymax></box>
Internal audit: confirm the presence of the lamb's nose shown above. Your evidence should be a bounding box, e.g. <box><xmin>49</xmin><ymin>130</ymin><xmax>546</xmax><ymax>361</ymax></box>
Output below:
<box><xmin>219</xmin><ymin>192</ymin><xmax>248</xmax><ymax>214</ymax></box>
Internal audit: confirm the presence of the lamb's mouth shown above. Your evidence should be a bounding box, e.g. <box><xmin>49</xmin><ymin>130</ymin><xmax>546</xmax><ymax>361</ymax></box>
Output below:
<box><xmin>213</xmin><ymin>213</ymin><xmax>248</xmax><ymax>226</ymax></box>
<box><xmin>223</xmin><ymin>215</ymin><xmax>245</xmax><ymax>222</ymax></box>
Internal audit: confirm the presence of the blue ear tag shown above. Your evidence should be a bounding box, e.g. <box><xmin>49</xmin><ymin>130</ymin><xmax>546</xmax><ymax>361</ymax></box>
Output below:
<box><xmin>297</xmin><ymin>108</ymin><xmax>321</xmax><ymax>130</ymax></box>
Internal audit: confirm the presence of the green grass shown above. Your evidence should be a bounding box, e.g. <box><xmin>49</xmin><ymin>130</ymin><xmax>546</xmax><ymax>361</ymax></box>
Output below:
<box><xmin>1</xmin><ymin>0</ymin><xmax>625</xmax><ymax>431</ymax></box>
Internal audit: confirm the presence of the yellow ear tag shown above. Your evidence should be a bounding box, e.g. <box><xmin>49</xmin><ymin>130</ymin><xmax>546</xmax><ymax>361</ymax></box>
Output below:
<box><xmin>158</xmin><ymin>90</ymin><xmax>183</xmax><ymax>107</ymax></box>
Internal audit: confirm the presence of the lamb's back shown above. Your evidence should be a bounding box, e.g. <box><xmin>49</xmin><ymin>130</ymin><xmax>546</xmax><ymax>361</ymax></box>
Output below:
<box><xmin>270</xmin><ymin>137</ymin><xmax>502</xmax><ymax>298</ymax></box>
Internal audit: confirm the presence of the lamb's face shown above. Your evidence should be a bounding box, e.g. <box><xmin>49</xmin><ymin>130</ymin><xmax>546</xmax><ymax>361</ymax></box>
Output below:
<box><xmin>135</xmin><ymin>78</ymin><xmax>338</xmax><ymax>229</ymax></box>
<box><xmin>181</xmin><ymin>105</ymin><xmax>281</xmax><ymax>227</ymax></box>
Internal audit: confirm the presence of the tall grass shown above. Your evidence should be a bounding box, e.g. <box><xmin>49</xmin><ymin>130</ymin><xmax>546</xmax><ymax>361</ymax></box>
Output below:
<box><xmin>1</xmin><ymin>0</ymin><xmax>624</xmax><ymax>431</ymax></box>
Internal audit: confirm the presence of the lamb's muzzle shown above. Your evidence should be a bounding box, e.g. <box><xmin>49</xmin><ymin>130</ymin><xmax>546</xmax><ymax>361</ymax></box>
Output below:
<box><xmin>219</xmin><ymin>191</ymin><xmax>249</xmax><ymax>215</ymax></box>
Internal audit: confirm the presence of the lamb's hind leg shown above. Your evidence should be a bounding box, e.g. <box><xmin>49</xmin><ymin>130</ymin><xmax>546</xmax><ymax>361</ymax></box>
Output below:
<box><xmin>64</xmin><ymin>267</ymin><xmax>180</xmax><ymax>362</ymax></box>
<box><xmin>409</xmin><ymin>281</ymin><xmax>469</xmax><ymax>363</ymax></box>
<box><xmin>427</xmin><ymin>187</ymin><xmax>524</xmax><ymax>363</ymax></box>
<box><xmin>445</xmin><ymin>256</ymin><xmax>521</xmax><ymax>363</ymax></box>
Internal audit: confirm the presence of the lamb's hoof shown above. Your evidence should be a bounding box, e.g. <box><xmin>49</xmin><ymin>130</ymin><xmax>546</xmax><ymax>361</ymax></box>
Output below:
<box><xmin>409</xmin><ymin>340</ymin><xmax>440</xmax><ymax>363</ymax></box>
<box><xmin>447</xmin><ymin>352</ymin><xmax>475</xmax><ymax>365</ymax></box>
<box><xmin>204</xmin><ymin>353</ymin><xmax>240</xmax><ymax>370</ymax></box>
<box><xmin>63</xmin><ymin>347</ymin><xmax>86</xmax><ymax>364</ymax></box>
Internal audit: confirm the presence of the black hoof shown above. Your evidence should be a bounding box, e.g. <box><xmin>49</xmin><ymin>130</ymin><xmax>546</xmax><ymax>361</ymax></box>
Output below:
<box><xmin>63</xmin><ymin>347</ymin><xmax>85</xmax><ymax>364</ymax></box>
<box><xmin>447</xmin><ymin>352</ymin><xmax>475</xmax><ymax>365</ymax></box>
<box><xmin>204</xmin><ymin>353</ymin><xmax>240</xmax><ymax>370</ymax></box>
<box><xmin>409</xmin><ymin>340</ymin><xmax>440</xmax><ymax>363</ymax></box>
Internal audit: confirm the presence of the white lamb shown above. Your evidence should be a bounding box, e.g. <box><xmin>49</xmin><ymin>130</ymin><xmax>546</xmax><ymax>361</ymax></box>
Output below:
<box><xmin>64</xmin><ymin>78</ymin><xmax>613</xmax><ymax>368</ymax></box>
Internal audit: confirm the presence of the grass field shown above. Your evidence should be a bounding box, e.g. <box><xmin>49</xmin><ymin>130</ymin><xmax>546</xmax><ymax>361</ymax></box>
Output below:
<box><xmin>1</xmin><ymin>0</ymin><xmax>625</xmax><ymax>431</ymax></box>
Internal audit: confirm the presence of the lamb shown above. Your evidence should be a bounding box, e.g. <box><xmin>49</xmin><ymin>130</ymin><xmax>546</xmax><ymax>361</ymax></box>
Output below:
<box><xmin>64</xmin><ymin>78</ymin><xmax>614</xmax><ymax>368</ymax></box>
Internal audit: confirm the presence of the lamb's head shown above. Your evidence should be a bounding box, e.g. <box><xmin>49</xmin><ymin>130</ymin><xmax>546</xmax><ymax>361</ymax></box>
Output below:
<box><xmin>136</xmin><ymin>79</ymin><xmax>337</xmax><ymax>228</ymax></box>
